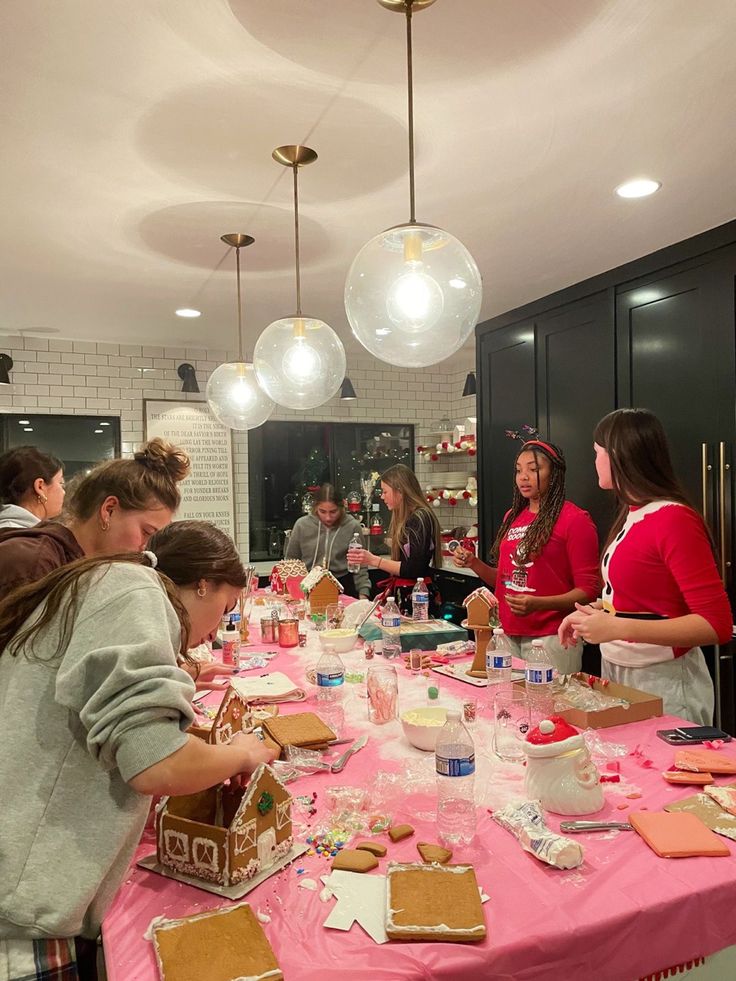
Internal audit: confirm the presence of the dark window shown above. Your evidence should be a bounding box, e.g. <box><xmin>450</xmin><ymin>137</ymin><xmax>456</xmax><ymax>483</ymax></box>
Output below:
<box><xmin>248</xmin><ymin>421</ymin><xmax>414</xmax><ymax>561</ymax></box>
<box><xmin>1</xmin><ymin>414</ymin><xmax>121</xmax><ymax>478</ymax></box>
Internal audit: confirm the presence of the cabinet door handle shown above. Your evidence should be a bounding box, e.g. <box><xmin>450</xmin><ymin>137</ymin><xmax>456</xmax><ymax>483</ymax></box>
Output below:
<box><xmin>718</xmin><ymin>442</ymin><xmax>731</xmax><ymax>583</ymax></box>
<box><xmin>702</xmin><ymin>442</ymin><xmax>710</xmax><ymax>527</ymax></box>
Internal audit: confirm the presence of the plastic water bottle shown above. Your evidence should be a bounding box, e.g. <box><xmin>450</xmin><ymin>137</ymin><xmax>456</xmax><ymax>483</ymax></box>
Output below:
<box><xmin>315</xmin><ymin>644</ymin><xmax>345</xmax><ymax>703</ymax></box>
<box><xmin>381</xmin><ymin>595</ymin><xmax>402</xmax><ymax>660</ymax></box>
<box><xmin>525</xmin><ymin>638</ymin><xmax>555</xmax><ymax>722</ymax></box>
<box><xmin>347</xmin><ymin>531</ymin><xmax>362</xmax><ymax>574</ymax></box>
<box><xmin>435</xmin><ymin>710</ymin><xmax>476</xmax><ymax>845</ymax></box>
<box><xmin>411</xmin><ymin>578</ymin><xmax>430</xmax><ymax>621</ymax></box>
<box><xmin>486</xmin><ymin>627</ymin><xmax>512</xmax><ymax>686</ymax></box>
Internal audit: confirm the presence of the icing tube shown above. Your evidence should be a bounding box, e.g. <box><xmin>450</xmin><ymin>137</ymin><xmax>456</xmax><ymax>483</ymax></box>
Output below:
<box><xmin>492</xmin><ymin>800</ymin><xmax>584</xmax><ymax>870</ymax></box>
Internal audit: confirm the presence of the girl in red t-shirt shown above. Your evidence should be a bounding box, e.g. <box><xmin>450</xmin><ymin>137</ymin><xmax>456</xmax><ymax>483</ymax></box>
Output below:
<box><xmin>559</xmin><ymin>409</ymin><xmax>731</xmax><ymax>724</ymax></box>
<box><xmin>454</xmin><ymin>435</ymin><xmax>600</xmax><ymax>672</ymax></box>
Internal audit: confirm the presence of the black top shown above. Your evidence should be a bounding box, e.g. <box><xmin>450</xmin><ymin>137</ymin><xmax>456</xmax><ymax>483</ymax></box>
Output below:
<box><xmin>397</xmin><ymin>510</ymin><xmax>437</xmax><ymax>581</ymax></box>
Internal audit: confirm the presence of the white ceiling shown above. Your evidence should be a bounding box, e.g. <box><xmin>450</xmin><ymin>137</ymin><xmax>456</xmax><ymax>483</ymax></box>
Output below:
<box><xmin>1</xmin><ymin>0</ymin><xmax>735</xmax><ymax>359</ymax></box>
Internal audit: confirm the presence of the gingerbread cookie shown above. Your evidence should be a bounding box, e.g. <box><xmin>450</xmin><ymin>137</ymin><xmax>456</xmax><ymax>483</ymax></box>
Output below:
<box><xmin>356</xmin><ymin>841</ymin><xmax>387</xmax><ymax>857</ymax></box>
<box><xmin>388</xmin><ymin>824</ymin><xmax>414</xmax><ymax>843</ymax></box>
<box><xmin>331</xmin><ymin>849</ymin><xmax>379</xmax><ymax>873</ymax></box>
<box><xmin>417</xmin><ymin>841</ymin><xmax>453</xmax><ymax>865</ymax></box>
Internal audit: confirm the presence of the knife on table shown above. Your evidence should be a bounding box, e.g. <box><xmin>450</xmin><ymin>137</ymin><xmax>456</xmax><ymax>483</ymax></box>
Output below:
<box><xmin>559</xmin><ymin>820</ymin><xmax>633</xmax><ymax>833</ymax></box>
<box><xmin>330</xmin><ymin>735</ymin><xmax>369</xmax><ymax>773</ymax></box>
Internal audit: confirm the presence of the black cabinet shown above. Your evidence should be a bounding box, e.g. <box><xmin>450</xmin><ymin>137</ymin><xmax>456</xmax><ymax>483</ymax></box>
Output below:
<box><xmin>476</xmin><ymin>219</ymin><xmax>736</xmax><ymax>728</ymax></box>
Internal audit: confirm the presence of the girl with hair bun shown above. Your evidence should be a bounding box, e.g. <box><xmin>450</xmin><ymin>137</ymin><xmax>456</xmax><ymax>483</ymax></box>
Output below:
<box><xmin>0</xmin><ymin>445</ymin><xmax>66</xmax><ymax>529</ymax></box>
<box><xmin>453</xmin><ymin>431</ymin><xmax>600</xmax><ymax>673</ymax></box>
<box><xmin>0</xmin><ymin>437</ymin><xmax>190</xmax><ymax>596</ymax></box>
<box><xmin>0</xmin><ymin>520</ymin><xmax>275</xmax><ymax>978</ymax></box>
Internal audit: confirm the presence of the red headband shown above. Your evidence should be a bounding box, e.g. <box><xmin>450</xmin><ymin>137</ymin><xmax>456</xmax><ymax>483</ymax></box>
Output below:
<box><xmin>521</xmin><ymin>439</ymin><xmax>561</xmax><ymax>463</ymax></box>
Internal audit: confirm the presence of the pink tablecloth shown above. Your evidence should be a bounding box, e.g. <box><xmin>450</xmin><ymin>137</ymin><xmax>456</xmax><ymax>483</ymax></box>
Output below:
<box><xmin>102</xmin><ymin>629</ymin><xmax>736</xmax><ymax>981</ymax></box>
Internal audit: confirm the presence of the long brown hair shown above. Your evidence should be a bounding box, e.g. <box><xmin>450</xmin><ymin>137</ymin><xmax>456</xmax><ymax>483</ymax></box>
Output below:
<box><xmin>0</xmin><ymin>446</ymin><xmax>63</xmax><ymax>505</ymax></box>
<box><xmin>380</xmin><ymin>464</ymin><xmax>443</xmax><ymax>569</ymax></box>
<box><xmin>312</xmin><ymin>484</ymin><xmax>344</xmax><ymax>515</ymax></box>
<box><xmin>490</xmin><ymin>441</ymin><xmax>567</xmax><ymax>564</ymax></box>
<box><xmin>66</xmin><ymin>438</ymin><xmax>190</xmax><ymax>520</ymax></box>
<box><xmin>593</xmin><ymin>408</ymin><xmax>701</xmax><ymax>551</ymax></box>
<box><xmin>0</xmin><ymin>520</ymin><xmax>246</xmax><ymax>661</ymax></box>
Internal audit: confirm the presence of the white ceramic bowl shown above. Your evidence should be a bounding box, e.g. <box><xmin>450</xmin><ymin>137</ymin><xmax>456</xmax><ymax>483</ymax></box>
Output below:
<box><xmin>318</xmin><ymin>628</ymin><xmax>359</xmax><ymax>654</ymax></box>
<box><xmin>401</xmin><ymin>706</ymin><xmax>449</xmax><ymax>752</ymax></box>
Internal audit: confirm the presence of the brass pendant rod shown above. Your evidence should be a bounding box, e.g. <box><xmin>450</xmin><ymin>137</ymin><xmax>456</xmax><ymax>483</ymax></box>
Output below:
<box><xmin>405</xmin><ymin>2</ymin><xmax>416</xmax><ymax>224</ymax></box>
<box><xmin>293</xmin><ymin>163</ymin><xmax>302</xmax><ymax>317</ymax></box>
<box><xmin>235</xmin><ymin>245</ymin><xmax>245</xmax><ymax>363</ymax></box>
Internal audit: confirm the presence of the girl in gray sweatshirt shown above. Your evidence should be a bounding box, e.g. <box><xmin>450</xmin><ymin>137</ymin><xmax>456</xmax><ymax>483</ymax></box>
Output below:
<box><xmin>0</xmin><ymin>521</ymin><xmax>275</xmax><ymax>980</ymax></box>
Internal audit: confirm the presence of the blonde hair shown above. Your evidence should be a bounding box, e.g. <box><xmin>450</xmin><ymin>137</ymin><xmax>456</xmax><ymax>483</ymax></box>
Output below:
<box><xmin>380</xmin><ymin>464</ymin><xmax>443</xmax><ymax>569</ymax></box>
<box><xmin>66</xmin><ymin>438</ymin><xmax>190</xmax><ymax>520</ymax></box>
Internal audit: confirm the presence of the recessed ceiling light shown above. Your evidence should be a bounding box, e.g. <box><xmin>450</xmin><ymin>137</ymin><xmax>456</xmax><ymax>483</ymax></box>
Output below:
<box><xmin>99</xmin><ymin>421</ymin><xmax>111</xmax><ymax>426</ymax></box>
<box><xmin>18</xmin><ymin>419</ymin><xmax>30</xmax><ymax>425</ymax></box>
<box><xmin>175</xmin><ymin>308</ymin><xmax>201</xmax><ymax>318</ymax></box>
<box><xmin>615</xmin><ymin>178</ymin><xmax>662</xmax><ymax>199</ymax></box>
<box><xmin>23</xmin><ymin>427</ymin><xmax>33</xmax><ymax>432</ymax></box>
<box><xmin>94</xmin><ymin>429</ymin><xmax>104</xmax><ymax>434</ymax></box>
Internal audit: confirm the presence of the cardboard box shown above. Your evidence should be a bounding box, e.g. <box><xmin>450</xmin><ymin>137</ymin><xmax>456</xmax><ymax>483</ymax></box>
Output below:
<box><xmin>554</xmin><ymin>673</ymin><xmax>663</xmax><ymax>730</ymax></box>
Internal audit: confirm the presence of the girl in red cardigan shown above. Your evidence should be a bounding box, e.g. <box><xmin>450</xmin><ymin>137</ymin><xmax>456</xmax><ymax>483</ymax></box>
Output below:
<box><xmin>559</xmin><ymin>409</ymin><xmax>732</xmax><ymax>724</ymax></box>
<box><xmin>454</xmin><ymin>434</ymin><xmax>600</xmax><ymax>672</ymax></box>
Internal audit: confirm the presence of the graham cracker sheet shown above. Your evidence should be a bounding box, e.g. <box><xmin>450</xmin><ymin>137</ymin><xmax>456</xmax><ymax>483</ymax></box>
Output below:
<box><xmin>151</xmin><ymin>901</ymin><xmax>283</xmax><ymax>981</ymax></box>
<box><xmin>385</xmin><ymin>862</ymin><xmax>486</xmax><ymax>943</ymax></box>
<box><xmin>262</xmin><ymin>712</ymin><xmax>336</xmax><ymax>751</ymax></box>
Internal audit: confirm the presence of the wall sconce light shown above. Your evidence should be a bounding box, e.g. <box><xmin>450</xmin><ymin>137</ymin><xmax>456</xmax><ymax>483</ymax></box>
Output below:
<box><xmin>340</xmin><ymin>377</ymin><xmax>358</xmax><ymax>400</ymax></box>
<box><xmin>0</xmin><ymin>354</ymin><xmax>13</xmax><ymax>386</ymax></box>
<box><xmin>461</xmin><ymin>371</ymin><xmax>476</xmax><ymax>398</ymax></box>
<box><xmin>177</xmin><ymin>363</ymin><xmax>200</xmax><ymax>393</ymax></box>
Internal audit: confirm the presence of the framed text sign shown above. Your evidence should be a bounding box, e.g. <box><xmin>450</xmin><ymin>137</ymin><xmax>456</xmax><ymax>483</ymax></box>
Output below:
<box><xmin>144</xmin><ymin>400</ymin><xmax>235</xmax><ymax>537</ymax></box>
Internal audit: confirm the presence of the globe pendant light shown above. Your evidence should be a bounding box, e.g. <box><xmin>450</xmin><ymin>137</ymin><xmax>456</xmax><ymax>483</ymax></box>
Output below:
<box><xmin>344</xmin><ymin>0</ymin><xmax>482</xmax><ymax>368</ymax></box>
<box><xmin>254</xmin><ymin>146</ymin><xmax>346</xmax><ymax>410</ymax></box>
<box><xmin>206</xmin><ymin>234</ymin><xmax>275</xmax><ymax>430</ymax></box>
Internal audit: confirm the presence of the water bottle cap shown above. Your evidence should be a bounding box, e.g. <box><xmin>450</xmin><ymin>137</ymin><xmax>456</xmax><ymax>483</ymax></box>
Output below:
<box><xmin>531</xmin><ymin>639</ymin><xmax>545</xmax><ymax>647</ymax></box>
<box><xmin>446</xmin><ymin>710</ymin><xmax>461</xmax><ymax>722</ymax></box>
<box><xmin>492</xmin><ymin>627</ymin><xmax>504</xmax><ymax>635</ymax></box>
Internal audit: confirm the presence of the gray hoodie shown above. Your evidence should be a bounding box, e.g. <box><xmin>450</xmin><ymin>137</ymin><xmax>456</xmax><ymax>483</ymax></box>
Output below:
<box><xmin>285</xmin><ymin>512</ymin><xmax>370</xmax><ymax>596</ymax></box>
<box><xmin>0</xmin><ymin>504</ymin><xmax>39</xmax><ymax>530</ymax></box>
<box><xmin>0</xmin><ymin>563</ymin><xmax>195</xmax><ymax>941</ymax></box>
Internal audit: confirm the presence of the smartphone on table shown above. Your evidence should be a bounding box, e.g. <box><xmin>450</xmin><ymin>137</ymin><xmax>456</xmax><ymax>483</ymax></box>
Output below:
<box><xmin>656</xmin><ymin>726</ymin><xmax>732</xmax><ymax>745</ymax></box>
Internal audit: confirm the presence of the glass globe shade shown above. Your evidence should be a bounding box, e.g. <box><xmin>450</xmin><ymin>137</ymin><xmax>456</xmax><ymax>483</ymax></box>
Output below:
<box><xmin>254</xmin><ymin>317</ymin><xmax>346</xmax><ymax>410</ymax></box>
<box><xmin>205</xmin><ymin>361</ymin><xmax>275</xmax><ymax>430</ymax></box>
<box><xmin>344</xmin><ymin>223</ymin><xmax>482</xmax><ymax>368</ymax></box>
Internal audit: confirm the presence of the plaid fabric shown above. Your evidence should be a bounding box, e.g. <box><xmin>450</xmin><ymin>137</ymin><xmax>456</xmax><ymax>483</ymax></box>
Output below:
<box><xmin>0</xmin><ymin>939</ymin><xmax>78</xmax><ymax>981</ymax></box>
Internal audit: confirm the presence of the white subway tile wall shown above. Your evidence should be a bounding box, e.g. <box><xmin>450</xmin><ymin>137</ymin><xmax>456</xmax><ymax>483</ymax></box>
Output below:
<box><xmin>0</xmin><ymin>336</ymin><xmax>476</xmax><ymax>561</ymax></box>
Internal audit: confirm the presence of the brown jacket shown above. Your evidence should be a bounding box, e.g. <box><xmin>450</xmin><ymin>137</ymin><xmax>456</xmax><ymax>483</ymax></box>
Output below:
<box><xmin>0</xmin><ymin>523</ymin><xmax>84</xmax><ymax>599</ymax></box>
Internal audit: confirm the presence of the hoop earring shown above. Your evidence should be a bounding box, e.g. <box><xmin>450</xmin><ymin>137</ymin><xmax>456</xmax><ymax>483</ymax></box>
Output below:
<box><xmin>100</xmin><ymin>518</ymin><xmax>110</xmax><ymax>532</ymax></box>
<box><xmin>197</xmin><ymin>585</ymin><xmax>207</xmax><ymax>597</ymax></box>
<box><xmin>37</xmin><ymin>493</ymin><xmax>48</xmax><ymax>505</ymax></box>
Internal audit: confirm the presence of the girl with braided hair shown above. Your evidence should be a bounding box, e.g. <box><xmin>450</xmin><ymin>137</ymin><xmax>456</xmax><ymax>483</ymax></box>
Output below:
<box><xmin>453</xmin><ymin>432</ymin><xmax>600</xmax><ymax>672</ymax></box>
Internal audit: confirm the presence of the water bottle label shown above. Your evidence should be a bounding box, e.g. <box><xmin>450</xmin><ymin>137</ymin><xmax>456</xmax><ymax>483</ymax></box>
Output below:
<box><xmin>382</xmin><ymin>616</ymin><xmax>401</xmax><ymax>628</ymax></box>
<box><xmin>436</xmin><ymin>752</ymin><xmax>475</xmax><ymax>777</ymax></box>
<box><xmin>487</xmin><ymin>654</ymin><xmax>512</xmax><ymax>670</ymax></box>
<box><xmin>526</xmin><ymin>667</ymin><xmax>554</xmax><ymax>685</ymax></box>
<box><xmin>317</xmin><ymin>671</ymin><xmax>344</xmax><ymax>687</ymax></box>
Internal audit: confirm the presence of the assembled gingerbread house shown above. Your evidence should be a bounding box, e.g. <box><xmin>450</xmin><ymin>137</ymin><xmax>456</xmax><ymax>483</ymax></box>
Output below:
<box><xmin>300</xmin><ymin>565</ymin><xmax>343</xmax><ymax>615</ymax></box>
<box><xmin>156</xmin><ymin>763</ymin><xmax>293</xmax><ymax>886</ymax></box>
<box><xmin>462</xmin><ymin>586</ymin><xmax>498</xmax><ymax>627</ymax></box>
<box><xmin>270</xmin><ymin>558</ymin><xmax>308</xmax><ymax>598</ymax></box>
<box><xmin>190</xmin><ymin>685</ymin><xmax>253</xmax><ymax>745</ymax></box>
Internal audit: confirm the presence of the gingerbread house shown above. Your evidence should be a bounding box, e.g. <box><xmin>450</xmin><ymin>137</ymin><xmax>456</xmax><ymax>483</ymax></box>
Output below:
<box><xmin>462</xmin><ymin>586</ymin><xmax>497</xmax><ymax>627</ymax></box>
<box><xmin>190</xmin><ymin>685</ymin><xmax>253</xmax><ymax>745</ymax></box>
<box><xmin>156</xmin><ymin>763</ymin><xmax>292</xmax><ymax>886</ymax></box>
<box><xmin>270</xmin><ymin>558</ymin><xmax>308</xmax><ymax>598</ymax></box>
<box><xmin>300</xmin><ymin>565</ymin><xmax>343</xmax><ymax>615</ymax></box>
